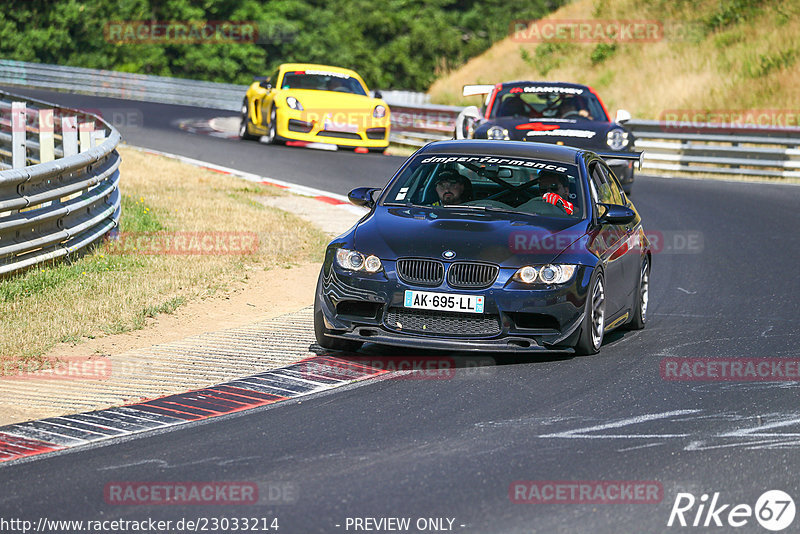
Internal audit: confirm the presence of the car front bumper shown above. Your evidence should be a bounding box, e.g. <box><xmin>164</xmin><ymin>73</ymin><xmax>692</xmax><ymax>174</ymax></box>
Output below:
<box><xmin>276</xmin><ymin>109</ymin><xmax>390</xmax><ymax>149</ymax></box>
<box><xmin>315</xmin><ymin>261</ymin><xmax>594</xmax><ymax>353</ymax></box>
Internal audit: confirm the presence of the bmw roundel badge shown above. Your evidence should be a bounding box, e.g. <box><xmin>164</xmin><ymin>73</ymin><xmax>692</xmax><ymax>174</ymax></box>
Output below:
<box><xmin>442</xmin><ymin>250</ymin><xmax>456</xmax><ymax>259</ymax></box>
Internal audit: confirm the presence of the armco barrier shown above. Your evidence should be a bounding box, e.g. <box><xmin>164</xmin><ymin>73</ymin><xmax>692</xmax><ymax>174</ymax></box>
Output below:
<box><xmin>0</xmin><ymin>89</ymin><xmax>121</xmax><ymax>276</ymax></box>
<box><xmin>0</xmin><ymin>60</ymin><xmax>431</xmax><ymax>112</ymax></box>
<box><xmin>627</xmin><ymin>120</ymin><xmax>800</xmax><ymax>179</ymax></box>
<box><xmin>2</xmin><ymin>60</ymin><xmax>798</xmax><ymax>178</ymax></box>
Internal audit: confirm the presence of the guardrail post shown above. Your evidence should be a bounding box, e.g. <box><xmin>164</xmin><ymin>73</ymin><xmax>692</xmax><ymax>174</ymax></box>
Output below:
<box><xmin>91</xmin><ymin>130</ymin><xmax>105</xmax><ymax>148</ymax></box>
<box><xmin>11</xmin><ymin>102</ymin><xmax>26</xmax><ymax>168</ymax></box>
<box><xmin>39</xmin><ymin>108</ymin><xmax>55</xmax><ymax>162</ymax></box>
<box><xmin>62</xmin><ymin>116</ymin><xmax>78</xmax><ymax>157</ymax></box>
<box><xmin>79</xmin><ymin>121</ymin><xmax>94</xmax><ymax>153</ymax></box>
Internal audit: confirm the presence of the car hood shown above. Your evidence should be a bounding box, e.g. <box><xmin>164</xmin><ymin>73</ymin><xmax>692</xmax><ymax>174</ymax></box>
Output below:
<box><xmin>477</xmin><ymin>117</ymin><xmax>628</xmax><ymax>151</ymax></box>
<box><xmin>352</xmin><ymin>206</ymin><xmax>590</xmax><ymax>265</ymax></box>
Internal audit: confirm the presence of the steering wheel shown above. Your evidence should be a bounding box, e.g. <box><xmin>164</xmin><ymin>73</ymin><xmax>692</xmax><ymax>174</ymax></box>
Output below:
<box><xmin>484</xmin><ymin>184</ymin><xmax>537</xmax><ymax>203</ymax></box>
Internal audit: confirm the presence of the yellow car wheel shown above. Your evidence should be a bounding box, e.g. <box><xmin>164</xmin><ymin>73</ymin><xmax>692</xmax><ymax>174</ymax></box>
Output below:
<box><xmin>239</xmin><ymin>98</ymin><xmax>257</xmax><ymax>141</ymax></box>
<box><xmin>264</xmin><ymin>107</ymin><xmax>277</xmax><ymax>144</ymax></box>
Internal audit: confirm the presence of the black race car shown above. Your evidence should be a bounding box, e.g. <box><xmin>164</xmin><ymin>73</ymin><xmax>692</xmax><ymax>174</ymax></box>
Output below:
<box><xmin>455</xmin><ymin>81</ymin><xmax>637</xmax><ymax>194</ymax></box>
<box><xmin>314</xmin><ymin>139</ymin><xmax>650</xmax><ymax>356</ymax></box>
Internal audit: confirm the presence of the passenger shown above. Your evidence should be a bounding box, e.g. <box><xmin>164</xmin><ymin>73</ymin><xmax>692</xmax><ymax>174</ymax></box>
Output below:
<box><xmin>538</xmin><ymin>170</ymin><xmax>574</xmax><ymax>214</ymax></box>
<box><xmin>432</xmin><ymin>169</ymin><xmax>473</xmax><ymax>206</ymax></box>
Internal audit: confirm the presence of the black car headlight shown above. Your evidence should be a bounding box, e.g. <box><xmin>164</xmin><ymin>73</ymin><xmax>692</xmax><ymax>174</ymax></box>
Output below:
<box><xmin>606</xmin><ymin>129</ymin><xmax>629</xmax><ymax>150</ymax></box>
<box><xmin>335</xmin><ymin>248</ymin><xmax>382</xmax><ymax>273</ymax></box>
<box><xmin>487</xmin><ymin>126</ymin><xmax>509</xmax><ymax>140</ymax></box>
<box><xmin>512</xmin><ymin>264</ymin><xmax>577</xmax><ymax>284</ymax></box>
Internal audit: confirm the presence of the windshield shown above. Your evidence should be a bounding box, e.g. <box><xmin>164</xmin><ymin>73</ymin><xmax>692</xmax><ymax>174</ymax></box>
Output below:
<box><xmin>280</xmin><ymin>70</ymin><xmax>367</xmax><ymax>96</ymax></box>
<box><xmin>490</xmin><ymin>85</ymin><xmax>608</xmax><ymax>121</ymax></box>
<box><xmin>382</xmin><ymin>154</ymin><xmax>584</xmax><ymax>219</ymax></box>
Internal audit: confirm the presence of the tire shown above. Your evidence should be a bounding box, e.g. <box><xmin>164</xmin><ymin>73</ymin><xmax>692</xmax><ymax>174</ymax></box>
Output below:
<box><xmin>314</xmin><ymin>309</ymin><xmax>363</xmax><ymax>353</ymax></box>
<box><xmin>574</xmin><ymin>271</ymin><xmax>606</xmax><ymax>355</ymax></box>
<box><xmin>263</xmin><ymin>106</ymin><xmax>277</xmax><ymax>144</ymax></box>
<box><xmin>238</xmin><ymin>98</ymin><xmax>257</xmax><ymax>140</ymax></box>
<box><xmin>625</xmin><ymin>256</ymin><xmax>649</xmax><ymax>330</ymax></box>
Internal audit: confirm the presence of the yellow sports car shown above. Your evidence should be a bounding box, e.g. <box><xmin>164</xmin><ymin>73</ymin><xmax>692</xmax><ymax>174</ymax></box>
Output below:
<box><xmin>239</xmin><ymin>63</ymin><xmax>390</xmax><ymax>151</ymax></box>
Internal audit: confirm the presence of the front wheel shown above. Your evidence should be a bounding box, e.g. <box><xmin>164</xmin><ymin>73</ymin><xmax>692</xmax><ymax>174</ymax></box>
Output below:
<box><xmin>238</xmin><ymin>98</ymin><xmax>257</xmax><ymax>140</ymax></box>
<box><xmin>263</xmin><ymin>107</ymin><xmax>277</xmax><ymax>144</ymax></box>
<box><xmin>574</xmin><ymin>272</ymin><xmax>605</xmax><ymax>355</ymax></box>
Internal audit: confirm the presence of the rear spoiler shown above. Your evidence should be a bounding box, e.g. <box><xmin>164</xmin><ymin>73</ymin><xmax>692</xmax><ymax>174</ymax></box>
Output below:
<box><xmin>597</xmin><ymin>151</ymin><xmax>644</xmax><ymax>170</ymax></box>
<box><xmin>462</xmin><ymin>84</ymin><xmax>495</xmax><ymax>97</ymax></box>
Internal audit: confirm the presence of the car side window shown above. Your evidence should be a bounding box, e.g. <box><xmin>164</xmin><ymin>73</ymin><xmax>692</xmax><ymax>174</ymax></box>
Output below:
<box><xmin>589</xmin><ymin>162</ymin><xmax>615</xmax><ymax>205</ymax></box>
<box><xmin>269</xmin><ymin>69</ymin><xmax>280</xmax><ymax>89</ymax></box>
<box><xmin>596</xmin><ymin>162</ymin><xmax>624</xmax><ymax>205</ymax></box>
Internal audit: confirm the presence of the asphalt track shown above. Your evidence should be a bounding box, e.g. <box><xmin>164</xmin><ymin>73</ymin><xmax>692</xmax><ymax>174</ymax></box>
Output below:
<box><xmin>2</xmin><ymin>87</ymin><xmax>800</xmax><ymax>533</ymax></box>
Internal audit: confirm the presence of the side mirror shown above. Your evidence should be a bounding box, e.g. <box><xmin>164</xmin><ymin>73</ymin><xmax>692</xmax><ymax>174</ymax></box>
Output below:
<box><xmin>259</xmin><ymin>81</ymin><xmax>272</xmax><ymax>91</ymax></box>
<box><xmin>454</xmin><ymin>105</ymin><xmax>482</xmax><ymax>139</ymax></box>
<box><xmin>615</xmin><ymin>109</ymin><xmax>631</xmax><ymax>124</ymax></box>
<box><xmin>348</xmin><ymin>187</ymin><xmax>380</xmax><ymax>208</ymax></box>
<box><xmin>598</xmin><ymin>204</ymin><xmax>635</xmax><ymax>225</ymax></box>
<box><xmin>373</xmin><ymin>90</ymin><xmax>383</xmax><ymax>99</ymax></box>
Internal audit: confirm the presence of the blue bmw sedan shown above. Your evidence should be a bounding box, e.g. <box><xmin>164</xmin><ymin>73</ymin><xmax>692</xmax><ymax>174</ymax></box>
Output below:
<box><xmin>314</xmin><ymin>140</ymin><xmax>650</xmax><ymax>355</ymax></box>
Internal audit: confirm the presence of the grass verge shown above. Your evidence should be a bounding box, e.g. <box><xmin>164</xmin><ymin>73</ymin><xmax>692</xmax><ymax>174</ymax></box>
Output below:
<box><xmin>0</xmin><ymin>147</ymin><xmax>328</xmax><ymax>365</ymax></box>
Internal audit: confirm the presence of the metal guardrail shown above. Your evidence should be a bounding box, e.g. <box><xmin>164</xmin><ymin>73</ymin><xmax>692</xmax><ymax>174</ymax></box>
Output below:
<box><xmin>0</xmin><ymin>59</ymin><xmax>246</xmax><ymax>112</ymax></box>
<box><xmin>2</xmin><ymin>60</ymin><xmax>798</xmax><ymax>178</ymax></box>
<box><xmin>0</xmin><ymin>89</ymin><xmax>121</xmax><ymax>276</ymax></box>
<box><xmin>0</xmin><ymin>60</ymin><xmax>433</xmax><ymax>112</ymax></box>
<box><xmin>392</xmin><ymin>110</ymin><xmax>800</xmax><ymax>179</ymax></box>
<box><xmin>626</xmin><ymin>120</ymin><xmax>800</xmax><ymax>179</ymax></box>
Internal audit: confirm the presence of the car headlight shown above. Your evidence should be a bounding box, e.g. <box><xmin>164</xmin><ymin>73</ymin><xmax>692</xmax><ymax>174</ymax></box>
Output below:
<box><xmin>487</xmin><ymin>126</ymin><xmax>509</xmax><ymax>140</ymax></box>
<box><xmin>286</xmin><ymin>96</ymin><xmax>303</xmax><ymax>111</ymax></box>
<box><xmin>373</xmin><ymin>105</ymin><xmax>386</xmax><ymax>118</ymax></box>
<box><xmin>606</xmin><ymin>129</ymin><xmax>629</xmax><ymax>150</ymax></box>
<box><xmin>512</xmin><ymin>264</ymin><xmax>577</xmax><ymax>284</ymax></box>
<box><xmin>335</xmin><ymin>248</ymin><xmax>382</xmax><ymax>273</ymax></box>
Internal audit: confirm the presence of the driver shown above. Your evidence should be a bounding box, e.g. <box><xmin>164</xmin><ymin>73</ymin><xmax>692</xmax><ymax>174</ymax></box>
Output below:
<box><xmin>327</xmin><ymin>77</ymin><xmax>347</xmax><ymax>92</ymax></box>
<box><xmin>538</xmin><ymin>170</ymin><xmax>574</xmax><ymax>214</ymax></box>
<box><xmin>558</xmin><ymin>96</ymin><xmax>593</xmax><ymax>119</ymax></box>
<box><xmin>432</xmin><ymin>169</ymin><xmax>473</xmax><ymax>206</ymax></box>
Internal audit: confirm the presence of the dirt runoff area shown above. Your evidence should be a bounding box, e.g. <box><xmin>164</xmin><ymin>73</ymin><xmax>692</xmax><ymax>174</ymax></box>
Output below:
<box><xmin>0</xmin><ymin>150</ymin><xmax>364</xmax><ymax>426</ymax></box>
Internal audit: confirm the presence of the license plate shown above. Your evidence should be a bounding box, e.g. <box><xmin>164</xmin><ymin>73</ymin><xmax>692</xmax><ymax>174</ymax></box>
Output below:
<box><xmin>324</xmin><ymin>122</ymin><xmax>359</xmax><ymax>133</ymax></box>
<box><xmin>404</xmin><ymin>290</ymin><xmax>484</xmax><ymax>314</ymax></box>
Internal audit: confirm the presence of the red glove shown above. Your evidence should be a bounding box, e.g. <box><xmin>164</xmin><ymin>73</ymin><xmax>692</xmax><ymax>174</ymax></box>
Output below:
<box><xmin>542</xmin><ymin>192</ymin><xmax>574</xmax><ymax>214</ymax></box>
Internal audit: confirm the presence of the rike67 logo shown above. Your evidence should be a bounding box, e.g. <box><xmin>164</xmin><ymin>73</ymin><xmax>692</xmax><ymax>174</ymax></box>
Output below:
<box><xmin>668</xmin><ymin>490</ymin><xmax>795</xmax><ymax>531</ymax></box>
